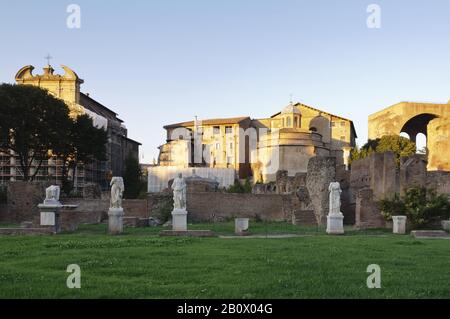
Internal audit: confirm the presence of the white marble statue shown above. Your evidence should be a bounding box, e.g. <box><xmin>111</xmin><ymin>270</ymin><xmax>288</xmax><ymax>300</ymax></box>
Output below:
<box><xmin>327</xmin><ymin>181</ymin><xmax>344</xmax><ymax>234</ymax></box>
<box><xmin>172</xmin><ymin>173</ymin><xmax>187</xmax><ymax>210</ymax></box>
<box><xmin>110</xmin><ymin>177</ymin><xmax>124</xmax><ymax>209</ymax></box>
<box><xmin>328</xmin><ymin>181</ymin><xmax>342</xmax><ymax>215</ymax></box>
<box><xmin>45</xmin><ymin>185</ymin><xmax>60</xmax><ymax>202</ymax></box>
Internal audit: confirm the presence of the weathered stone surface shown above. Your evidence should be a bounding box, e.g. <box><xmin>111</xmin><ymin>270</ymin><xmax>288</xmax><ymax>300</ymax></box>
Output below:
<box><xmin>442</xmin><ymin>220</ymin><xmax>450</xmax><ymax>232</ymax></box>
<box><xmin>392</xmin><ymin>216</ymin><xmax>407</xmax><ymax>234</ymax></box>
<box><xmin>355</xmin><ymin>188</ymin><xmax>386</xmax><ymax>229</ymax></box>
<box><xmin>172</xmin><ymin>208</ymin><xmax>187</xmax><ymax>231</ymax></box>
<box><xmin>235</xmin><ymin>218</ymin><xmax>249</xmax><ymax>236</ymax></box>
<box><xmin>411</xmin><ymin>230</ymin><xmax>449</xmax><ymax>239</ymax></box>
<box><xmin>82</xmin><ymin>183</ymin><xmax>102</xmax><ymax>199</ymax></box>
<box><xmin>326</xmin><ymin>214</ymin><xmax>344</xmax><ymax>235</ymax></box>
<box><xmin>306</xmin><ymin>156</ymin><xmax>336</xmax><ymax>225</ymax></box>
<box><xmin>400</xmin><ymin>155</ymin><xmax>427</xmax><ymax>195</ymax></box>
<box><xmin>108</xmin><ymin>208</ymin><xmax>124</xmax><ymax>235</ymax></box>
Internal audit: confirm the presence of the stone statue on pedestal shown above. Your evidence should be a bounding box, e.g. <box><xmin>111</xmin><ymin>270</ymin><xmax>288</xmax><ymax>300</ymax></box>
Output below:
<box><xmin>326</xmin><ymin>182</ymin><xmax>344</xmax><ymax>235</ymax></box>
<box><xmin>171</xmin><ymin>173</ymin><xmax>188</xmax><ymax>231</ymax></box>
<box><xmin>108</xmin><ymin>177</ymin><xmax>125</xmax><ymax>235</ymax></box>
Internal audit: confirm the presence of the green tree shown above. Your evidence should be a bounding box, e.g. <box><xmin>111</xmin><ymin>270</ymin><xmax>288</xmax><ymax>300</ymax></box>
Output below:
<box><xmin>123</xmin><ymin>154</ymin><xmax>143</xmax><ymax>199</ymax></box>
<box><xmin>350</xmin><ymin>135</ymin><xmax>416</xmax><ymax>167</ymax></box>
<box><xmin>0</xmin><ymin>84</ymin><xmax>72</xmax><ymax>181</ymax></box>
<box><xmin>56</xmin><ymin>114</ymin><xmax>108</xmax><ymax>195</ymax></box>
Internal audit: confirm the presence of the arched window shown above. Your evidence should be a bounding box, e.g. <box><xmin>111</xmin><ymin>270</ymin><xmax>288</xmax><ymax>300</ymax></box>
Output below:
<box><xmin>294</xmin><ymin>116</ymin><xmax>298</xmax><ymax>128</ymax></box>
<box><xmin>286</xmin><ymin>117</ymin><xmax>291</xmax><ymax>127</ymax></box>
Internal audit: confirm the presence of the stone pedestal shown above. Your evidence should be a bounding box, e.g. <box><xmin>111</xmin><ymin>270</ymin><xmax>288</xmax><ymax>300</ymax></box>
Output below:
<box><xmin>393</xmin><ymin>216</ymin><xmax>407</xmax><ymax>234</ymax></box>
<box><xmin>172</xmin><ymin>209</ymin><xmax>188</xmax><ymax>231</ymax></box>
<box><xmin>235</xmin><ymin>218</ymin><xmax>249</xmax><ymax>236</ymax></box>
<box><xmin>326</xmin><ymin>213</ymin><xmax>344</xmax><ymax>235</ymax></box>
<box><xmin>108</xmin><ymin>208</ymin><xmax>124</xmax><ymax>235</ymax></box>
<box><xmin>38</xmin><ymin>201</ymin><xmax>63</xmax><ymax>233</ymax></box>
<box><xmin>442</xmin><ymin>220</ymin><xmax>450</xmax><ymax>232</ymax></box>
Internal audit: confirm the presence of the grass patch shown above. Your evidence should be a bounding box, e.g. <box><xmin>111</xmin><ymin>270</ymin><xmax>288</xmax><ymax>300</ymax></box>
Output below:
<box><xmin>0</xmin><ymin>222</ymin><xmax>449</xmax><ymax>298</ymax></box>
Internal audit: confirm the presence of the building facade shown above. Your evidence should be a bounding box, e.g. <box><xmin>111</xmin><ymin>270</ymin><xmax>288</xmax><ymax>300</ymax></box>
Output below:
<box><xmin>156</xmin><ymin>102</ymin><xmax>356</xmax><ymax>183</ymax></box>
<box><xmin>0</xmin><ymin>64</ymin><xmax>140</xmax><ymax>189</ymax></box>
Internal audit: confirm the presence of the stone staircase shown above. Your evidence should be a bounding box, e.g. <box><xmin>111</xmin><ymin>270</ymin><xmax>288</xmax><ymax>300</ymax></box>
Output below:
<box><xmin>292</xmin><ymin>210</ymin><xmax>317</xmax><ymax>226</ymax></box>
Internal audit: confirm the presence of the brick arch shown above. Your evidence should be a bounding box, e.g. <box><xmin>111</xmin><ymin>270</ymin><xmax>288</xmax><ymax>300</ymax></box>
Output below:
<box><xmin>399</xmin><ymin>113</ymin><xmax>439</xmax><ymax>143</ymax></box>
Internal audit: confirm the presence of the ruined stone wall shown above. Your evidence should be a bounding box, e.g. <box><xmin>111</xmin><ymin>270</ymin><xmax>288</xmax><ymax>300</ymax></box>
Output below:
<box><xmin>355</xmin><ymin>188</ymin><xmax>387</xmax><ymax>229</ymax></box>
<box><xmin>399</xmin><ymin>154</ymin><xmax>427</xmax><ymax>195</ymax></box>
<box><xmin>306</xmin><ymin>156</ymin><xmax>336</xmax><ymax>225</ymax></box>
<box><xmin>4</xmin><ymin>182</ymin><xmax>50</xmax><ymax>223</ymax></box>
<box><xmin>427</xmin><ymin>171</ymin><xmax>450</xmax><ymax>196</ymax></box>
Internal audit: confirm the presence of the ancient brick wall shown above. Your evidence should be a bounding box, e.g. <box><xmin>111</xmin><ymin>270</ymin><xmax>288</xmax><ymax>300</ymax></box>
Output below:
<box><xmin>63</xmin><ymin>198</ymin><xmax>149</xmax><ymax>221</ymax></box>
<box><xmin>5</xmin><ymin>182</ymin><xmax>50</xmax><ymax>223</ymax></box>
<box><xmin>400</xmin><ymin>155</ymin><xmax>427</xmax><ymax>195</ymax></box>
<box><xmin>186</xmin><ymin>192</ymin><xmax>288</xmax><ymax>222</ymax></box>
<box><xmin>426</xmin><ymin>171</ymin><xmax>450</xmax><ymax>196</ymax></box>
<box><xmin>355</xmin><ymin>188</ymin><xmax>386</xmax><ymax>229</ymax></box>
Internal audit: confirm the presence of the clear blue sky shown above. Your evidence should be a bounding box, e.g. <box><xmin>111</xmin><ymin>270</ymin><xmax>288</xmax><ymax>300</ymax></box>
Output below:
<box><xmin>1</xmin><ymin>0</ymin><xmax>450</xmax><ymax>163</ymax></box>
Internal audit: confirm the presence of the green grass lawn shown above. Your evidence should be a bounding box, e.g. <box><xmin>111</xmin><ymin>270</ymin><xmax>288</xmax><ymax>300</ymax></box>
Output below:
<box><xmin>0</xmin><ymin>222</ymin><xmax>449</xmax><ymax>299</ymax></box>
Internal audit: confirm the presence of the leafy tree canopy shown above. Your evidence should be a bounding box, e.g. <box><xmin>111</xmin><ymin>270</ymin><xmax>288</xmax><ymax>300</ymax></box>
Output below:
<box><xmin>350</xmin><ymin>135</ymin><xmax>416</xmax><ymax>167</ymax></box>
<box><xmin>0</xmin><ymin>83</ymin><xmax>72</xmax><ymax>181</ymax></box>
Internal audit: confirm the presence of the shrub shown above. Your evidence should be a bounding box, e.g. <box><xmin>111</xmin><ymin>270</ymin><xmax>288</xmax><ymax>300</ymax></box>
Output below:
<box><xmin>379</xmin><ymin>193</ymin><xmax>406</xmax><ymax>221</ymax></box>
<box><xmin>226</xmin><ymin>179</ymin><xmax>252</xmax><ymax>193</ymax></box>
<box><xmin>152</xmin><ymin>197</ymin><xmax>173</xmax><ymax>223</ymax></box>
<box><xmin>379</xmin><ymin>187</ymin><xmax>450</xmax><ymax>227</ymax></box>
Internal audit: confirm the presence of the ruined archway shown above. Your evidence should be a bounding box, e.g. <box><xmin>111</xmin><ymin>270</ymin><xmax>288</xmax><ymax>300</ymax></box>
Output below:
<box><xmin>399</xmin><ymin>113</ymin><xmax>438</xmax><ymax>143</ymax></box>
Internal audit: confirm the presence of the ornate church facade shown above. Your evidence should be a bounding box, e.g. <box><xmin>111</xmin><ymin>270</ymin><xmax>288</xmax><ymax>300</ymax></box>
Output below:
<box><xmin>0</xmin><ymin>64</ymin><xmax>140</xmax><ymax>190</ymax></box>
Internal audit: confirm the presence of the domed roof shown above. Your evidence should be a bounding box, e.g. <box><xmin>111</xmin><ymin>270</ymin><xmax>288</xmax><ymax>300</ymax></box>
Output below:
<box><xmin>281</xmin><ymin>103</ymin><xmax>301</xmax><ymax>114</ymax></box>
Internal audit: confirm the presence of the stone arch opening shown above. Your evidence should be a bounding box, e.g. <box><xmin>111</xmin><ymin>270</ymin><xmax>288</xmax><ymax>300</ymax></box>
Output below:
<box><xmin>400</xmin><ymin>113</ymin><xmax>438</xmax><ymax>143</ymax></box>
<box><xmin>416</xmin><ymin>133</ymin><xmax>427</xmax><ymax>154</ymax></box>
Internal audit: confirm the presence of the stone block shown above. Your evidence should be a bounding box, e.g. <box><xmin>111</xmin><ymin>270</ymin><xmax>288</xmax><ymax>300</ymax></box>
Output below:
<box><xmin>172</xmin><ymin>209</ymin><xmax>187</xmax><ymax>231</ymax></box>
<box><xmin>108</xmin><ymin>208</ymin><xmax>124</xmax><ymax>235</ymax></box>
<box><xmin>392</xmin><ymin>216</ymin><xmax>407</xmax><ymax>234</ymax></box>
<box><xmin>235</xmin><ymin>218</ymin><xmax>249</xmax><ymax>236</ymax></box>
<box><xmin>326</xmin><ymin>213</ymin><xmax>344</xmax><ymax>235</ymax></box>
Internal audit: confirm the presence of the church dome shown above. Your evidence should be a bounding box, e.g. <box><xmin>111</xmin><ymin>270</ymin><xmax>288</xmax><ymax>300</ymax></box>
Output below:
<box><xmin>281</xmin><ymin>103</ymin><xmax>301</xmax><ymax>114</ymax></box>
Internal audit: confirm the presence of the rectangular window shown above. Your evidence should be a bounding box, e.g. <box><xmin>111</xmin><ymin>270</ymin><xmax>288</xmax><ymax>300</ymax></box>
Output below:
<box><xmin>340</xmin><ymin>136</ymin><xmax>346</xmax><ymax>140</ymax></box>
<box><xmin>331</xmin><ymin>122</ymin><xmax>336</xmax><ymax>127</ymax></box>
<box><xmin>225</xmin><ymin>126</ymin><xmax>233</xmax><ymax>134</ymax></box>
<box><xmin>213</xmin><ymin>126</ymin><xmax>220</xmax><ymax>135</ymax></box>
<box><xmin>341</xmin><ymin>121</ymin><xmax>346</xmax><ymax>127</ymax></box>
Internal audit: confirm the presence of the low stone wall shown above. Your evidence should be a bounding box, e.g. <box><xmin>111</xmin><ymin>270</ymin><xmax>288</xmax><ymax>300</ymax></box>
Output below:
<box><xmin>62</xmin><ymin>198</ymin><xmax>149</xmax><ymax>222</ymax></box>
<box><xmin>186</xmin><ymin>192</ymin><xmax>288</xmax><ymax>222</ymax></box>
<box><xmin>0</xmin><ymin>204</ymin><xmax>9</xmax><ymax>222</ymax></box>
<box><xmin>5</xmin><ymin>182</ymin><xmax>50</xmax><ymax>223</ymax></box>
